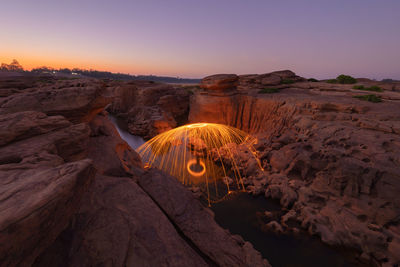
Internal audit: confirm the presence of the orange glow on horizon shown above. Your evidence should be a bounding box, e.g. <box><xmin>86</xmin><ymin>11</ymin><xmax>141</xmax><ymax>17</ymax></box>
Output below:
<box><xmin>0</xmin><ymin>51</ymin><xmax>197</xmax><ymax>77</ymax></box>
<box><xmin>0</xmin><ymin>54</ymin><xmax>147</xmax><ymax>75</ymax></box>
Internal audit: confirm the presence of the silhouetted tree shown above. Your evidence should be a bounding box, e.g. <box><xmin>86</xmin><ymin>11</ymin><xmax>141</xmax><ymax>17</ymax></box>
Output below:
<box><xmin>0</xmin><ymin>59</ymin><xmax>24</xmax><ymax>72</ymax></box>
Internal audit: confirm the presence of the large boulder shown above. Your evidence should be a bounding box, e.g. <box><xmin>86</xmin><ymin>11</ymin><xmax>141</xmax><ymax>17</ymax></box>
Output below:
<box><xmin>200</xmin><ymin>74</ymin><xmax>239</xmax><ymax>92</ymax></box>
<box><xmin>87</xmin><ymin>112</ymin><xmax>142</xmax><ymax>176</ymax></box>
<box><xmin>0</xmin><ymin>160</ymin><xmax>94</xmax><ymax>267</ymax></box>
<box><xmin>238</xmin><ymin>70</ymin><xmax>305</xmax><ymax>89</ymax></box>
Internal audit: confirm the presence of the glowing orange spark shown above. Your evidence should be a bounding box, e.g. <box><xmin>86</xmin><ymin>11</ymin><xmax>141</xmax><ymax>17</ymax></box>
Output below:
<box><xmin>137</xmin><ymin>122</ymin><xmax>263</xmax><ymax>205</ymax></box>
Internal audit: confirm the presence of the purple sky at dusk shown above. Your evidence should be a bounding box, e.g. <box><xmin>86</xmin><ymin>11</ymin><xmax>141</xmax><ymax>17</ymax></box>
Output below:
<box><xmin>1</xmin><ymin>0</ymin><xmax>399</xmax><ymax>79</ymax></box>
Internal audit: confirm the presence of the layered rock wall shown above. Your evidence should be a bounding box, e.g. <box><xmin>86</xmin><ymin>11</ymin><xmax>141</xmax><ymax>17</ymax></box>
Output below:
<box><xmin>189</xmin><ymin>74</ymin><xmax>400</xmax><ymax>266</ymax></box>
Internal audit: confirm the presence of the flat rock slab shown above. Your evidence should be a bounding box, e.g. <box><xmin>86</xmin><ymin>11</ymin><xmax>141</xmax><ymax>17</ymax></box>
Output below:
<box><xmin>0</xmin><ymin>111</ymin><xmax>71</xmax><ymax>146</ymax></box>
<box><xmin>138</xmin><ymin>169</ymin><xmax>270</xmax><ymax>267</ymax></box>
<box><xmin>0</xmin><ymin>159</ymin><xmax>94</xmax><ymax>266</ymax></box>
<box><xmin>35</xmin><ymin>175</ymin><xmax>208</xmax><ymax>267</ymax></box>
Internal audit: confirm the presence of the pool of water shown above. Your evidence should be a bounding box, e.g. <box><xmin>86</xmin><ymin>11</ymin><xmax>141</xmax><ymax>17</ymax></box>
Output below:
<box><xmin>108</xmin><ymin>115</ymin><xmax>359</xmax><ymax>267</ymax></box>
<box><xmin>211</xmin><ymin>193</ymin><xmax>359</xmax><ymax>267</ymax></box>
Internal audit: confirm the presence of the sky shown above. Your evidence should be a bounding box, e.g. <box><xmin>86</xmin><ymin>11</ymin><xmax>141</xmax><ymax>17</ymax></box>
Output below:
<box><xmin>1</xmin><ymin>0</ymin><xmax>399</xmax><ymax>79</ymax></box>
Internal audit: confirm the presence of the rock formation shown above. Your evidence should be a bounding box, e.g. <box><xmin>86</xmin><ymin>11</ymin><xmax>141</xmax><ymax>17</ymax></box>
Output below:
<box><xmin>0</xmin><ymin>75</ymin><xmax>269</xmax><ymax>267</ymax></box>
<box><xmin>238</xmin><ymin>70</ymin><xmax>305</xmax><ymax>90</ymax></box>
<box><xmin>200</xmin><ymin>74</ymin><xmax>239</xmax><ymax>92</ymax></box>
<box><xmin>108</xmin><ymin>80</ymin><xmax>191</xmax><ymax>139</ymax></box>
<box><xmin>190</xmin><ymin>71</ymin><xmax>400</xmax><ymax>266</ymax></box>
<box><xmin>2</xmin><ymin>70</ymin><xmax>399</xmax><ymax>266</ymax></box>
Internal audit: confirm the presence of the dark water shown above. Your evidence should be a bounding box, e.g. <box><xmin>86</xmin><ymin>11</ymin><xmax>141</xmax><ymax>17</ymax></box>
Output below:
<box><xmin>211</xmin><ymin>193</ymin><xmax>359</xmax><ymax>267</ymax></box>
<box><xmin>108</xmin><ymin>116</ymin><xmax>359</xmax><ymax>267</ymax></box>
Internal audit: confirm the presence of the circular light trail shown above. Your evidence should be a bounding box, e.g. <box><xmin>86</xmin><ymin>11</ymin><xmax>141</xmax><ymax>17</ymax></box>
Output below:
<box><xmin>187</xmin><ymin>158</ymin><xmax>206</xmax><ymax>177</ymax></box>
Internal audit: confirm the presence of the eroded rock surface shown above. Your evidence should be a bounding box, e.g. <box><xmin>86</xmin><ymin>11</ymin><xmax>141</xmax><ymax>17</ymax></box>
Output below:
<box><xmin>190</xmin><ymin>72</ymin><xmax>400</xmax><ymax>266</ymax></box>
<box><xmin>108</xmin><ymin>81</ymin><xmax>192</xmax><ymax>139</ymax></box>
<box><xmin>0</xmin><ymin>108</ymin><xmax>95</xmax><ymax>266</ymax></box>
<box><xmin>139</xmin><ymin>169</ymin><xmax>270</xmax><ymax>267</ymax></box>
<box><xmin>238</xmin><ymin>70</ymin><xmax>305</xmax><ymax>90</ymax></box>
<box><xmin>200</xmin><ymin>74</ymin><xmax>239</xmax><ymax>92</ymax></box>
<box><xmin>34</xmin><ymin>174</ymin><xmax>209</xmax><ymax>267</ymax></box>
<box><xmin>0</xmin><ymin>78</ymin><xmax>112</xmax><ymax>122</ymax></box>
<box><xmin>0</xmin><ymin>75</ymin><xmax>269</xmax><ymax>267</ymax></box>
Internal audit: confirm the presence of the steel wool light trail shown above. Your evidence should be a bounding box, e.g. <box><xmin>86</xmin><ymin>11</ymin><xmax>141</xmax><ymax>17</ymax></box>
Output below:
<box><xmin>137</xmin><ymin>123</ymin><xmax>263</xmax><ymax>205</ymax></box>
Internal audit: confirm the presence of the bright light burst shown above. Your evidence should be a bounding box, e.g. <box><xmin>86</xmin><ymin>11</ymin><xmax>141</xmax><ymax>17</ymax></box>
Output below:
<box><xmin>137</xmin><ymin>123</ymin><xmax>263</xmax><ymax>206</ymax></box>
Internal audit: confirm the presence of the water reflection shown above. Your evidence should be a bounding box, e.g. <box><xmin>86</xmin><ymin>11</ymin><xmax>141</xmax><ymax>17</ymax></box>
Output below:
<box><xmin>108</xmin><ymin>114</ymin><xmax>145</xmax><ymax>150</ymax></box>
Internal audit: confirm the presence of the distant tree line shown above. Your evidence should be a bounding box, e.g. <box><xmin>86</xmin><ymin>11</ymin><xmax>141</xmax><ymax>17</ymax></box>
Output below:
<box><xmin>0</xmin><ymin>59</ymin><xmax>200</xmax><ymax>83</ymax></box>
<box><xmin>0</xmin><ymin>59</ymin><xmax>24</xmax><ymax>72</ymax></box>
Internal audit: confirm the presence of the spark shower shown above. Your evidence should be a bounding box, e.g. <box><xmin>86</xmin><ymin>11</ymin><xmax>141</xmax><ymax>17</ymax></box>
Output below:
<box><xmin>137</xmin><ymin>123</ymin><xmax>263</xmax><ymax>205</ymax></box>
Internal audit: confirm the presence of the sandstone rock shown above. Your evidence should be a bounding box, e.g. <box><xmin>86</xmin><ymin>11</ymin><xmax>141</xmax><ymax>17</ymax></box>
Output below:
<box><xmin>269</xmin><ymin>70</ymin><xmax>298</xmax><ymax>79</ymax></box>
<box><xmin>238</xmin><ymin>70</ymin><xmax>305</xmax><ymax>89</ymax></box>
<box><xmin>0</xmin><ymin>79</ymin><xmax>112</xmax><ymax>122</ymax></box>
<box><xmin>107</xmin><ymin>83</ymin><xmax>138</xmax><ymax>113</ymax></box>
<box><xmin>189</xmin><ymin>77</ymin><xmax>400</xmax><ymax>265</ymax></box>
<box><xmin>88</xmin><ymin>113</ymin><xmax>142</xmax><ymax>176</ymax></box>
<box><xmin>281</xmin><ymin>209</ymin><xmax>297</xmax><ymax>228</ymax></box>
<box><xmin>34</xmin><ymin>174</ymin><xmax>208</xmax><ymax>267</ymax></box>
<box><xmin>138</xmin><ymin>168</ymin><xmax>270</xmax><ymax>267</ymax></box>
<box><xmin>260</xmin><ymin>74</ymin><xmax>281</xmax><ymax>86</ymax></box>
<box><xmin>110</xmin><ymin>82</ymin><xmax>190</xmax><ymax>138</ymax></box>
<box><xmin>264</xmin><ymin>211</ymin><xmax>274</xmax><ymax>219</ymax></box>
<box><xmin>0</xmin><ymin>122</ymin><xmax>90</xmax><ymax>169</ymax></box>
<box><xmin>264</xmin><ymin>221</ymin><xmax>284</xmax><ymax>233</ymax></box>
<box><xmin>189</xmin><ymin>93</ymin><xmax>297</xmax><ymax>135</ymax></box>
<box><xmin>200</xmin><ymin>74</ymin><xmax>239</xmax><ymax>91</ymax></box>
<box><xmin>127</xmin><ymin>105</ymin><xmax>177</xmax><ymax>138</ymax></box>
<box><xmin>0</xmin><ymin>159</ymin><xmax>94</xmax><ymax>266</ymax></box>
<box><xmin>0</xmin><ymin>111</ymin><xmax>71</xmax><ymax>146</ymax></box>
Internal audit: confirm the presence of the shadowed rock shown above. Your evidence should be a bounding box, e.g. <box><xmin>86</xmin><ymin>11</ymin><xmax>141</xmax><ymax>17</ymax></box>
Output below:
<box><xmin>0</xmin><ymin>159</ymin><xmax>94</xmax><ymax>267</ymax></box>
<box><xmin>0</xmin><ymin>111</ymin><xmax>71</xmax><ymax>146</ymax></box>
<box><xmin>138</xmin><ymin>168</ymin><xmax>270</xmax><ymax>267</ymax></box>
<box><xmin>200</xmin><ymin>74</ymin><xmax>239</xmax><ymax>92</ymax></box>
<box><xmin>34</xmin><ymin>174</ymin><xmax>209</xmax><ymax>267</ymax></box>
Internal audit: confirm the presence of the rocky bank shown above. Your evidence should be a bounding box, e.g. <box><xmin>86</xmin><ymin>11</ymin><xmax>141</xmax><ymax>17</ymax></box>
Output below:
<box><xmin>189</xmin><ymin>71</ymin><xmax>400</xmax><ymax>266</ymax></box>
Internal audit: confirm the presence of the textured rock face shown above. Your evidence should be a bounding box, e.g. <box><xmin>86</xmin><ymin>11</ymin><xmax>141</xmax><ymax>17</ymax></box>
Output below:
<box><xmin>238</xmin><ymin>70</ymin><xmax>305</xmax><ymax>90</ymax></box>
<box><xmin>0</xmin><ymin>160</ymin><xmax>94</xmax><ymax>267</ymax></box>
<box><xmin>88</xmin><ymin>112</ymin><xmax>142</xmax><ymax>176</ymax></box>
<box><xmin>189</xmin><ymin>93</ymin><xmax>296</xmax><ymax>136</ymax></box>
<box><xmin>138</xmin><ymin>169</ymin><xmax>270</xmax><ymax>267</ymax></box>
<box><xmin>0</xmin><ymin>111</ymin><xmax>70</xmax><ymax>146</ymax></box>
<box><xmin>34</xmin><ymin>174</ymin><xmax>209</xmax><ymax>267</ymax></box>
<box><xmin>200</xmin><ymin>74</ymin><xmax>239</xmax><ymax>91</ymax></box>
<box><xmin>0</xmin><ymin>78</ymin><xmax>112</xmax><ymax>122</ymax></box>
<box><xmin>0</xmin><ymin>76</ymin><xmax>270</xmax><ymax>266</ymax></box>
<box><xmin>189</xmin><ymin>77</ymin><xmax>400</xmax><ymax>266</ymax></box>
<box><xmin>0</xmin><ymin>109</ymin><xmax>95</xmax><ymax>266</ymax></box>
<box><xmin>108</xmin><ymin>81</ymin><xmax>191</xmax><ymax>139</ymax></box>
